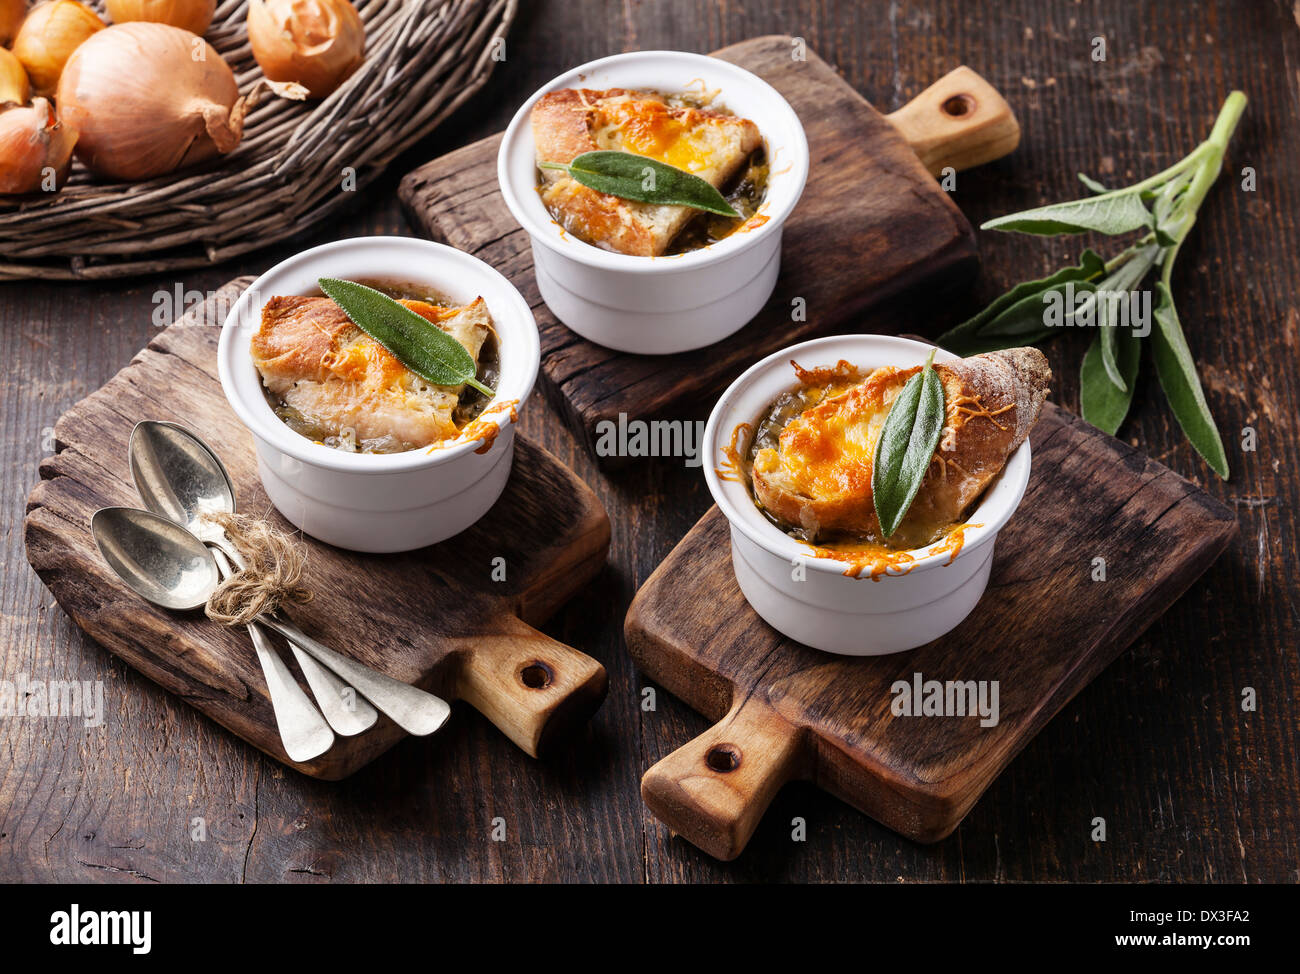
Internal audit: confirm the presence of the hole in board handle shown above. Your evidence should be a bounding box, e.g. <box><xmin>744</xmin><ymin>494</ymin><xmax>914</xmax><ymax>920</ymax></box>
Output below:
<box><xmin>519</xmin><ymin>661</ymin><xmax>554</xmax><ymax>689</ymax></box>
<box><xmin>706</xmin><ymin>744</ymin><xmax>742</xmax><ymax>773</ymax></box>
<box><xmin>941</xmin><ymin>93</ymin><xmax>976</xmax><ymax>118</ymax></box>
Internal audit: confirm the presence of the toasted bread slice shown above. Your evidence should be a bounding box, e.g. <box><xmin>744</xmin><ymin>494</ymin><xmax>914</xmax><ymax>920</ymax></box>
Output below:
<box><xmin>251</xmin><ymin>295</ymin><xmax>493</xmax><ymax>450</ymax></box>
<box><xmin>752</xmin><ymin>348</ymin><xmax>1051</xmax><ymax>549</ymax></box>
<box><xmin>532</xmin><ymin>88</ymin><xmax>762</xmax><ymax>256</ymax></box>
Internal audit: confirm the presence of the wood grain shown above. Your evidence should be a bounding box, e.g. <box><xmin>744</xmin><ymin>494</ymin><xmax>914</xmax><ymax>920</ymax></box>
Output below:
<box><xmin>399</xmin><ymin>36</ymin><xmax>997</xmax><ymax>456</ymax></box>
<box><xmin>3</xmin><ymin>0</ymin><xmax>1298</xmax><ymax>883</ymax></box>
<box><xmin>627</xmin><ymin>404</ymin><xmax>1237</xmax><ymax>857</ymax></box>
<box><xmin>23</xmin><ymin>279</ymin><xmax>611</xmax><ymax>778</ymax></box>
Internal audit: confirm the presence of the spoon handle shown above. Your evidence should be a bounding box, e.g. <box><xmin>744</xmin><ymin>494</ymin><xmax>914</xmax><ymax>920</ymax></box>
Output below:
<box><xmin>248</xmin><ymin>623</ymin><xmax>336</xmax><ymax>763</ymax></box>
<box><xmin>213</xmin><ymin>541</ymin><xmax>378</xmax><ymax>737</ymax></box>
<box><xmin>257</xmin><ymin>616</ymin><xmax>452</xmax><ymax>738</ymax></box>
<box><xmin>209</xmin><ymin>548</ymin><xmax>334</xmax><ymax>762</ymax></box>
<box><xmin>290</xmin><ymin>645</ymin><xmax>379</xmax><ymax>737</ymax></box>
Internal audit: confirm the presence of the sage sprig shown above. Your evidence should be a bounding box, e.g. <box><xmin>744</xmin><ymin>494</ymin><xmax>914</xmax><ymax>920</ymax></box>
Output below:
<box><xmin>873</xmin><ymin>350</ymin><xmax>946</xmax><ymax>538</ymax></box>
<box><xmin>937</xmin><ymin>91</ymin><xmax>1246</xmax><ymax>479</ymax></box>
<box><xmin>539</xmin><ymin>150</ymin><xmax>740</xmax><ymax>218</ymax></box>
<box><xmin>317</xmin><ymin>278</ymin><xmax>494</xmax><ymax>397</ymax></box>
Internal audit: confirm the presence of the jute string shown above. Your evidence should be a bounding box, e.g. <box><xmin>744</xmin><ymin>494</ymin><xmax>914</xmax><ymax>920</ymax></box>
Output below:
<box><xmin>201</xmin><ymin>512</ymin><xmax>313</xmax><ymax>627</ymax></box>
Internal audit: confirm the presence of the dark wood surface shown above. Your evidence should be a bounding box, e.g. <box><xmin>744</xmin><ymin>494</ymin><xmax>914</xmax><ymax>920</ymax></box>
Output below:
<box><xmin>3</xmin><ymin>0</ymin><xmax>1298</xmax><ymax>882</ymax></box>
<box><xmin>23</xmin><ymin>279</ymin><xmax>610</xmax><ymax>778</ymax></box>
<box><xmin>399</xmin><ymin>36</ymin><xmax>988</xmax><ymax>454</ymax></box>
<box><xmin>628</xmin><ymin>404</ymin><xmax>1237</xmax><ymax>856</ymax></box>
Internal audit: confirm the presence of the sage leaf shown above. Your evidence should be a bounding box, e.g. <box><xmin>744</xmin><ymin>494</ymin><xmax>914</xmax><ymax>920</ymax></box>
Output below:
<box><xmin>981</xmin><ymin>189</ymin><xmax>1154</xmax><ymax>236</ymax></box>
<box><xmin>936</xmin><ymin>250</ymin><xmax>1105</xmax><ymax>355</ymax></box>
<box><xmin>873</xmin><ymin>351</ymin><xmax>946</xmax><ymax>539</ymax></box>
<box><xmin>979</xmin><ymin>280</ymin><xmax>1098</xmax><ymax>339</ymax></box>
<box><xmin>538</xmin><ymin>150</ymin><xmax>740</xmax><ymax>218</ymax></box>
<box><xmin>1081</xmin><ymin>325</ymin><xmax>1141</xmax><ymax>435</ymax></box>
<box><xmin>1095</xmin><ymin>244</ymin><xmax>1160</xmax><ymax>391</ymax></box>
<box><xmin>1150</xmin><ymin>282</ymin><xmax>1229</xmax><ymax>479</ymax></box>
<box><xmin>1078</xmin><ymin>172</ymin><xmax>1109</xmax><ymax>194</ymax></box>
<box><xmin>317</xmin><ymin>278</ymin><xmax>495</xmax><ymax>397</ymax></box>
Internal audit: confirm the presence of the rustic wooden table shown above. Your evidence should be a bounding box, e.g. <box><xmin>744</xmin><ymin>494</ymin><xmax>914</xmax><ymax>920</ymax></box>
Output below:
<box><xmin>3</xmin><ymin>0</ymin><xmax>1296</xmax><ymax>883</ymax></box>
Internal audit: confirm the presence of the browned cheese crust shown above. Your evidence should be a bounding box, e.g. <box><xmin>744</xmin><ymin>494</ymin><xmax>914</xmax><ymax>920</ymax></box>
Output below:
<box><xmin>752</xmin><ymin>348</ymin><xmax>1052</xmax><ymax>549</ymax></box>
<box><xmin>531</xmin><ymin>88</ymin><xmax>761</xmax><ymax>256</ymax></box>
<box><xmin>250</xmin><ymin>294</ymin><xmax>493</xmax><ymax>449</ymax></box>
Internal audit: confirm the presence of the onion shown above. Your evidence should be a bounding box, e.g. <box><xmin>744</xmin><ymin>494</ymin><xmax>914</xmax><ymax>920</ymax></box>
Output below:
<box><xmin>103</xmin><ymin>0</ymin><xmax>216</xmax><ymax>35</ymax></box>
<box><xmin>247</xmin><ymin>0</ymin><xmax>364</xmax><ymax>99</ymax></box>
<box><xmin>1</xmin><ymin>0</ymin><xmax>28</xmax><ymax>46</ymax></box>
<box><xmin>57</xmin><ymin>22</ymin><xmax>249</xmax><ymax>181</ymax></box>
<box><xmin>0</xmin><ymin>47</ymin><xmax>30</xmax><ymax>105</ymax></box>
<box><xmin>12</xmin><ymin>0</ymin><xmax>105</xmax><ymax>95</ymax></box>
<box><xmin>0</xmin><ymin>97</ymin><xmax>77</xmax><ymax>194</ymax></box>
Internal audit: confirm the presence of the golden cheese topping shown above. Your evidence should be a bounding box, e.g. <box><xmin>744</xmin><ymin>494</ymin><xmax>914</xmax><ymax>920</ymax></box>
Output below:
<box><xmin>592</xmin><ymin>98</ymin><xmax>718</xmax><ymax>173</ymax></box>
<box><xmin>250</xmin><ymin>294</ymin><xmax>493</xmax><ymax>453</ymax></box>
<box><xmin>752</xmin><ymin>366</ymin><xmax>911</xmax><ymax>532</ymax></box>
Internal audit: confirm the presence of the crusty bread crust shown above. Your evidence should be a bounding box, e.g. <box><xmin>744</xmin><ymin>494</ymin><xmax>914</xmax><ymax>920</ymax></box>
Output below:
<box><xmin>531</xmin><ymin>88</ymin><xmax>761</xmax><ymax>256</ymax></box>
<box><xmin>752</xmin><ymin>348</ymin><xmax>1052</xmax><ymax>548</ymax></box>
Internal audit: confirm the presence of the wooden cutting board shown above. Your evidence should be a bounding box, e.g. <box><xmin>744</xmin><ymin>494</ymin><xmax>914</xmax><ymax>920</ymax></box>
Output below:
<box><xmin>23</xmin><ymin>279</ymin><xmax>610</xmax><ymax>780</ymax></box>
<box><xmin>624</xmin><ymin>404</ymin><xmax>1237</xmax><ymax>859</ymax></box>
<box><xmin>399</xmin><ymin>35</ymin><xmax>1019</xmax><ymax>458</ymax></box>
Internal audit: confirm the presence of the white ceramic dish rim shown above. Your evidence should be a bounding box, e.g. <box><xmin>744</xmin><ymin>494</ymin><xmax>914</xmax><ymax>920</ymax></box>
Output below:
<box><xmin>217</xmin><ymin>236</ymin><xmax>540</xmax><ymax>474</ymax></box>
<box><xmin>496</xmin><ymin>49</ymin><xmax>810</xmax><ymax>274</ymax></box>
<box><xmin>702</xmin><ymin>334</ymin><xmax>1034</xmax><ymax>579</ymax></box>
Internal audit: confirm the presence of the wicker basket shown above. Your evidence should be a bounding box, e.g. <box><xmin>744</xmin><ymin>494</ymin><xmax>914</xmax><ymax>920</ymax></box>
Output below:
<box><xmin>0</xmin><ymin>0</ymin><xmax>516</xmax><ymax>280</ymax></box>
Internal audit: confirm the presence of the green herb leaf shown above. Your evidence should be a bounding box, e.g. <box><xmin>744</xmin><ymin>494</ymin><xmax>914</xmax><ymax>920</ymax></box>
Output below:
<box><xmin>978</xmin><ymin>280</ymin><xmax>1099</xmax><ymax>339</ymax></box>
<box><xmin>1080</xmin><ymin>324</ymin><xmax>1142</xmax><ymax>435</ymax></box>
<box><xmin>873</xmin><ymin>350</ymin><xmax>946</xmax><ymax>538</ymax></box>
<box><xmin>1150</xmin><ymin>282</ymin><xmax>1229</xmax><ymax>479</ymax></box>
<box><xmin>317</xmin><ymin>278</ymin><xmax>495</xmax><ymax>397</ymax></box>
<box><xmin>936</xmin><ymin>250</ymin><xmax>1106</xmax><ymax>355</ymax></box>
<box><xmin>981</xmin><ymin>189</ymin><xmax>1154</xmax><ymax>236</ymax></box>
<box><xmin>539</xmin><ymin>150</ymin><xmax>740</xmax><ymax>218</ymax></box>
<box><xmin>1093</xmin><ymin>244</ymin><xmax>1160</xmax><ymax>391</ymax></box>
<box><xmin>1078</xmin><ymin>172</ymin><xmax>1110</xmax><ymax>194</ymax></box>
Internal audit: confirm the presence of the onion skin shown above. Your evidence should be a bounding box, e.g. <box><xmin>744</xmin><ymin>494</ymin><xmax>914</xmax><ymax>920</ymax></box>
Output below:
<box><xmin>247</xmin><ymin>0</ymin><xmax>364</xmax><ymax>99</ymax></box>
<box><xmin>1</xmin><ymin>0</ymin><xmax>28</xmax><ymax>46</ymax></box>
<box><xmin>0</xmin><ymin>46</ymin><xmax>30</xmax><ymax>105</ymax></box>
<box><xmin>103</xmin><ymin>0</ymin><xmax>216</xmax><ymax>36</ymax></box>
<box><xmin>57</xmin><ymin>22</ymin><xmax>248</xmax><ymax>182</ymax></box>
<box><xmin>12</xmin><ymin>0</ymin><xmax>105</xmax><ymax>95</ymax></box>
<box><xmin>0</xmin><ymin>98</ymin><xmax>77</xmax><ymax>194</ymax></box>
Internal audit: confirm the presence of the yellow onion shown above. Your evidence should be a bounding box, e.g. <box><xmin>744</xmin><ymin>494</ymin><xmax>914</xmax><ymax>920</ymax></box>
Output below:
<box><xmin>0</xmin><ymin>47</ymin><xmax>30</xmax><ymax>105</ymax></box>
<box><xmin>103</xmin><ymin>0</ymin><xmax>216</xmax><ymax>35</ymax></box>
<box><xmin>1</xmin><ymin>0</ymin><xmax>29</xmax><ymax>46</ymax></box>
<box><xmin>247</xmin><ymin>0</ymin><xmax>364</xmax><ymax>99</ymax></box>
<box><xmin>57</xmin><ymin>22</ymin><xmax>249</xmax><ymax>181</ymax></box>
<box><xmin>12</xmin><ymin>0</ymin><xmax>105</xmax><ymax>95</ymax></box>
<box><xmin>0</xmin><ymin>97</ymin><xmax>77</xmax><ymax>194</ymax></box>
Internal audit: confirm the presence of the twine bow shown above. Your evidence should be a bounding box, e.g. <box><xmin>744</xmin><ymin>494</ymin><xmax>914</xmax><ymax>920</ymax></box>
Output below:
<box><xmin>201</xmin><ymin>512</ymin><xmax>313</xmax><ymax>627</ymax></box>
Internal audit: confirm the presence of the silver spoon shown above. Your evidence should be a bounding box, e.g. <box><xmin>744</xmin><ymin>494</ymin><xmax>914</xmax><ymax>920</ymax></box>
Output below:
<box><xmin>129</xmin><ymin>421</ymin><xmax>377</xmax><ymax>737</ymax></box>
<box><xmin>91</xmin><ymin>506</ymin><xmax>334</xmax><ymax>763</ymax></box>
<box><xmin>91</xmin><ymin>506</ymin><xmax>452</xmax><ymax>738</ymax></box>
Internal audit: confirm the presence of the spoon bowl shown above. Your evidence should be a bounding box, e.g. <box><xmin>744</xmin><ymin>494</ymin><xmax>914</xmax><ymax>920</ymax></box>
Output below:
<box><xmin>91</xmin><ymin>507</ymin><xmax>220</xmax><ymax>611</ymax></box>
<box><xmin>129</xmin><ymin>420</ymin><xmax>237</xmax><ymax>547</ymax></box>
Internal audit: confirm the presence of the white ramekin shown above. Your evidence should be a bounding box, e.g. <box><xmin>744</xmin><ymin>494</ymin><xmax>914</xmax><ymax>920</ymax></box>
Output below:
<box><xmin>217</xmin><ymin>236</ymin><xmax>540</xmax><ymax>553</ymax></box>
<box><xmin>497</xmin><ymin>50</ymin><xmax>809</xmax><ymax>355</ymax></box>
<box><xmin>703</xmin><ymin>335</ymin><xmax>1033</xmax><ymax>656</ymax></box>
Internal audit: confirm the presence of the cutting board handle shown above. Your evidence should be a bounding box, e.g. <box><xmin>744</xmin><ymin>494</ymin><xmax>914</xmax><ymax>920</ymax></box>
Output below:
<box><xmin>456</xmin><ymin>616</ymin><xmax>608</xmax><ymax>757</ymax></box>
<box><xmin>641</xmin><ymin>694</ymin><xmax>805</xmax><ymax>861</ymax></box>
<box><xmin>886</xmin><ymin>65</ymin><xmax>1020</xmax><ymax>176</ymax></box>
